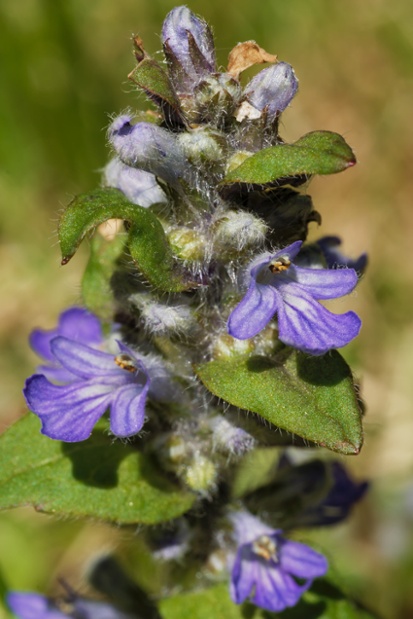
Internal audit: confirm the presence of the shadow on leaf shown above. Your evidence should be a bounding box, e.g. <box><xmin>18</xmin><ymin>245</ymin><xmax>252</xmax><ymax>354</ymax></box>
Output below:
<box><xmin>296</xmin><ymin>351</ymin><xmax>349</xmax><ymax>387</ymax></box>
<box><xmin>61</xmin><ymin>430</ymin><xmax>131</xmax><ymax>488</ymax></box>
<box><xmin>246</xmin><ymin>356</ymin><xmax>280</xmax><ymax>373</ymax></box>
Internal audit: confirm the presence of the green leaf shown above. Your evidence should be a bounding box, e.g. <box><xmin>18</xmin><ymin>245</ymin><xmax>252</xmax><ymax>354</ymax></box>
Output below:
<box><xmin>128</xmin><ymin>59</ymin><xmax>184</xmax><ymax>127</ymax></box>
<box><xmin>232</xmin><ymin>447</ymin><xmax>280</xmax><ymax>499</ymax></box>
<box><xmin>160</xmin><ymin>580</ymin><xmax>377</xmax><ymax>619</ymax></box>
<box><xmin>221</xmin><ymin>131</ymin><xmax>356</xmax><ymax>185</ymax></box>
<box><xmin>196</xmin><ymin>351</ymin><xmax>363</xmax><ymax>455</ymax></box>
<box><xmin>0</xmin><ymin>415</ymin><xmax>194</xmax><ymax>525</ymax></box>
<box><xmin>59</xmin><ymin>187</ymin><xmax>194</xmax><ymax>292</ymax></box>
<box><xmin>160</xmin><ymin>584</ymin><xmax>245</xmax><ymax>619</ymax></box>
<box><xmin>82</xmin><ymin>231</ymin><xmax>126</xmax><ymax>321</ymax></box>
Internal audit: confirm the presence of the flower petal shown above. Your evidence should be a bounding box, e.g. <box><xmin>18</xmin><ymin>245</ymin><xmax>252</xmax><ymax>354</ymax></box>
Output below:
<box><xmin>24</xmin><ymin>375</ymin><xmax>113</xmax><ymax>441</ymax></box>
<box><xmin>104</xmin><ymin>157</ymin><xmax>167</xmax><ymax>208</ymax></box>
<box><xmin>280</xmin><ymin>539</ymin><xmax>328</xmax><ymax>579</ymax></box>
<box><xmin>7</xmin><ymin>593</ymin><xmax>66</xmax><ymax>619</ymax></box>
<box><xmin>230</xmin><ymin>545</ymin><xmax>257</xmax><ymax>604</ymax></box>
<box><xmin>58</xmin><ymin>307</ymin><xmax>103</xmax><ymax>344</ymax></box>
<box><xmin>50</xmin><ymin>337</ymin><xmax>118</xmax><ymax>379</ymax></box>
<box><xmin>228</xmin><ymin>281</ymin><xmax>280</xmax><ymax>340</ymax></box>
<box><xmin>252</xmin><ymin>562</ymin><xmax>306</xmax><ymax>612</ymax></box>
<box><xmin>109</xmin><ymin>381</ymin><xmax>150</xmax><ymax>437</ymax></box>
<box><xmin>287</xmin><ymin>264</ymin><xmax>358</xmax><ymax>299</ymax></box>
<box><xmin>29</xmin><ymin>329</ymin><xmax>56</xmax><ymax>363</ymax></box>
<box><xmin>277</xmin><ymin>284</ymin><xmax>361</xmax><ymax>354</ymax></box>
<box><xmin>29</xmin><ymin>308</ymin><xmax>102</xmax><ymax>363</ymax></box>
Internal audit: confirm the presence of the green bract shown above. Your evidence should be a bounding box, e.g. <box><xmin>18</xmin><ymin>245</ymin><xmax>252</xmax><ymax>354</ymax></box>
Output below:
<box><xmin>59</xmin><ymin>188</ymin><xmax>195</xmax><ymax>292</ymax></box>
<box><xmin>196</xmin><ymin>351</ymin><xmax>363</xmax><ymax>455</ymax></box>
<box><xmin>221</xmin><ymin>131</ymin><xmax>356</xmax><ymax>186</ymax></box>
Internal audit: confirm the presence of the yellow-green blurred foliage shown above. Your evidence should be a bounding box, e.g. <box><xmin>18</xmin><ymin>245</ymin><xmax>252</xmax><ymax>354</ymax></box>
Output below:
<box><xmin>1</xmin><ymin>0</ymin><xmax>413</xmax><ymax>617</ymax></box>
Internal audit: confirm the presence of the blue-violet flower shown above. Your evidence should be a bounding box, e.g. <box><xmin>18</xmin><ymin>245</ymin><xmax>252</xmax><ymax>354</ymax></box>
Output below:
<box><xmin>23</xmin><ymin>308</ymin><xmax>176</xmax><ymax>442</ymax></box>
<box><xmin>7</xmin><ymin>591</ymin><xmax>133</xmax><ymax>619</ymax></box>
<box><xmin>228</xmin><ymin>240</ymin><xmax>361</xmax><ymax>355</ymax></box>
<box><xmin>229</xmin><ymin>511</ymin><xmax>328</xmax><ymax>612</ymax></box>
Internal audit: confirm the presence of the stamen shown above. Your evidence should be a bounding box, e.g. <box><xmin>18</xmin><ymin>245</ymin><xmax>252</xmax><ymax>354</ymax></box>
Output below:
<box><xmin>252</xmin><ymin>534</ymin><xmax>278</xmax><ymax>562</ymax></box>
<box><xmin>114</xmin><ymin>353</ymin><xmax>139</xmax><ymax>373</ymax></box>
<box><xmin>268</xmin><ymin>256</ymin><xmax>291</xmax><ymax>274</ymax></box>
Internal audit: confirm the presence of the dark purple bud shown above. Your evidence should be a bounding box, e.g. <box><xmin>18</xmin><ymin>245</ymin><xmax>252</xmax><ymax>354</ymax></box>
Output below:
<box><xmin>162</xmin><ymin>6</ymin><xmax>215</xmax><ymax>93</ymax></box>
<box><xmin>108</xmin><ymin>115</ymin><xmax>189</xmax><ymax>188</ymax></box>
<box><xmin>243</xmin><ymin>62</ymin><xmax>298</xmax><ymax>121</ymax></box>
<box><xmin>316</xmin><ymin>236</ymin><xmax>368</xmax><ymax>275</ymax></box>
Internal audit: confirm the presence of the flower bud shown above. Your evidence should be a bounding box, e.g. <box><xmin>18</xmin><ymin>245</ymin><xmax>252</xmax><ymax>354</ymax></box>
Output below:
<box><xmin>178</xmin><ymin>127</ymin><xmax>225</xmax><ymax>166</ymax></box>
<box><xmin>104</xmin><ymin>157</ymin><xmax>168</xmax><ymax>207</ymax></box>
<box><xmin>210</xmin><ymin>415</ymin><xmax>256</xmax><ymax>457</ymax></box>
<box><xmin>153</xmin><ymin>433</ymin><xmax>189</xmax><ymax>472</ymax></box>
<box><xmin>182</xmin><ymin>452</ymin><xmax>217</xmax><ymax>494</ymax></box>
<box><xmin>167</xmin><ymin>226</ymin><xmax>207</xmax><ymax>261</ymax></box>
<box><xmin>108</xmin><ymin>115</ymin><xmax>189</xmax><ymax>187</ymax></box>
<box><xmin>316</xmin><ymin>236</ymin><xmax>368</xmax><ymax>275</ymax></box>
<box><xmin>130</xmin><ymin>292</ymin><xmax>197</xmax><ymax>336</ymax></box>
<box><xmin>204</xmin><ymin>549</ymin><xmax>229</xmax><ymax>577</ymax></box>
<box><xmin>210</xmin><ymin>333</ymin><xmax>254</xmax><ymax>360</ymax></box>
<box><xmin>213</xmin><ymin>210</ymin><xmax>267</xmax><ymax>252</ymax></box>
<box><xmin>162</xmin><ymin>6</ymin><xmax>215</xmax><ymax>94</ymax></box>
<box><xmin>193</xmin><ymin>73</ymin><xmax>242</xmax><ymax>123</ymax></box>
<box><xmin>242</xmin><ymin>62</ymin><xmax>298</xmax><ymax>122</ymax></box>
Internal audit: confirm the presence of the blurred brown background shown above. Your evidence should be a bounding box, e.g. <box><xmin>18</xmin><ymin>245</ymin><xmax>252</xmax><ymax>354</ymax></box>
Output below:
<box><xmin>1</xmin><ymin>0</ymin><xmax>413</xmax><ymax>616</ymax></box>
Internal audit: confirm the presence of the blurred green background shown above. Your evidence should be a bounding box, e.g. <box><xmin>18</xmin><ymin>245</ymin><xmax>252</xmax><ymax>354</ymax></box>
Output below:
<box><xmin>1</xmin><ymin>0</ymin><xmax>413</xmax><ymax>617</ymax></box>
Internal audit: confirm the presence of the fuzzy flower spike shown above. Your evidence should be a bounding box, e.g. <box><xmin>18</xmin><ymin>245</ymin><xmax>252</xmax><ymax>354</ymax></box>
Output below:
<box><xmin>228</xmin><ymin>240</ymin><xmax>361</xmax><ymax>355</ymax></box>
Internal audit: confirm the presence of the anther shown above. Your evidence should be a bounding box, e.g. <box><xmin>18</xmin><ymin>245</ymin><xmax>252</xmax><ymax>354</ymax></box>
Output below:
<box><xmin>268</xmin><ymin>256</ymin><xmax>291</xmax><ymax>274</ymax></box>
<box><xmin>114</xmin><ymin>353</ymin><xmax>138</xmax><ymax>373</ymax></box>
<box><xmin>252</xmin><ymin>535</ymin><xmax>278</xmax><ymax>562</ymax></box>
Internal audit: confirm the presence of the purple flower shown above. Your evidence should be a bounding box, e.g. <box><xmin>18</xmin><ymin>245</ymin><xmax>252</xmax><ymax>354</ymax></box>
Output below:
<box><xmin>104</xmin><ymin>157</ymin><xmax>168</xmax><ymax>208</ymax></box>
<box><xmin>24</xmin><ymin>308</ymin><xmax>176</xmax><ymax>442</ymax></box>
<box><xmin>229</xmin><ymin>511</ymin><xmax>328</xmax><ymax>612</ymax></box>
<box><xmin>228</xmin><ymin>240</ymin><xmax>361</xmax><ymax>355</ymax></box>
<box><xmin>8</xmin><ymin>593</ymin><xmax>66</xmax><ymax>619</ymax></box>
<box><xmin>108</xmin><ymin>115</ymin><xmax>188</xmax><ymax>188</ymax></box>
<box><xmin>29</xmin><ymin>307</ymin><xmax>103</xmax><ymax>382</ymax></box>
<box><xmin>303</xmin><ymin>461</ymin><xmax>369</xmax><ymax>527</ymax></box>
<box><xmin>316</xmin><ymin>236</ymin><xmax>368</xmax><ymax>275</ymax></box>
<box><xmin>7</xmin><ymin>592</ymin><xmax>133</xmax><ymax>619</ymax></box>
<box><xmin>243</xmin><ymin>62</ymin><xmax>298</xmax><ymax>121</ymax></box>
<box><xmin>162</xmin><ymin>6</ymin><xmax>215</xmax><ymax>94</ymax></box>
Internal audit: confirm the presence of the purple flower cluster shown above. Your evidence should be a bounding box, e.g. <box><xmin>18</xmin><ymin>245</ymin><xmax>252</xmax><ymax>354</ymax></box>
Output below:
<box><xmin>228</xmin><ymin>240</ymin><xmax>361</xmax><ymax>355</ymax></box>
<box><xmin>229</xmin><ymin>511</ymin><xmax>328</xmax><ymax>612</ymax></box>
<box><xmin>23</xmin><ymin>308</ymin><xmax>174</xmax><ymax>442</ymax></box>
